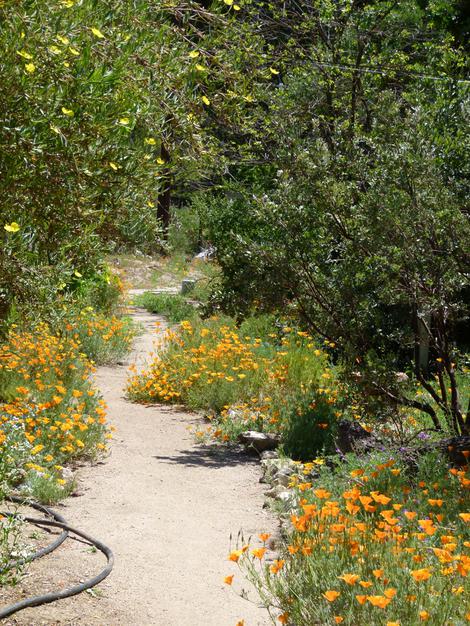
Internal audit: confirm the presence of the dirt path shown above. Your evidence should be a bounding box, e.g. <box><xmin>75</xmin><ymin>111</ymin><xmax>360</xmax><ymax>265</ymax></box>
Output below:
<box><xmin>3</xmin><ymin>308</ymin><xmax>274</xmax><ymax>626</ymax></box>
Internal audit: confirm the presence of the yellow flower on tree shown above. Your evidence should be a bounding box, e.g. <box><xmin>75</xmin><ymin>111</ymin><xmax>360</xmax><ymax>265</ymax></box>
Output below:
<box><xmin>17</xmin><ymin>50</ymin><xmax>33</xmax><ymax>59</ymax></box>
<box><xmin>4</xmin><ymin>222</ymin><xmax>20</xmax><ymax>232</ymax></box>
<box><xmin>90</xmin><ymin>27</ymin><xmax>105</xmax><ymax>39</ymax></box>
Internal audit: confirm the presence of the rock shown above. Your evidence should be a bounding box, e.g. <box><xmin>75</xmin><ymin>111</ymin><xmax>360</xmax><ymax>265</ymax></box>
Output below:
<box><xmin>277</xmin><ymin>490</ymin><xmax>296</xmax><ymax>508</ymax></box>
<box><xmin>260</xmin><ymin>450</ymin><xmax>279</xmax><ymax>461</ymax></box>
<box><xmin>264</xmin><ymin>485</ymin><xmax>287</xmax><ymax>498</ymax></box>
<box><xmin>395</xmin><ymin>372</ymin><xmax>409</xmax><ymax>383</ymax></box>
<box><xmin>194</xmin><ymin>247</ymin><xmax>214</xmax><ymax>261</ymax></box>
<box><xmin>60</xmin><ymin>467</ymin><xmax>74</xmax><ymax>483</ymax></box>
<box><xmin>335</xmin><ymin>419</ymin><xmax>373</xmax><ymax>454</ymax></box>
<box><xmin>261</xmin><ymin>457</ymin><xmax>297</xmax><ymax>485</ymax></box>
<box><xmin>181</xmin><ymin>279</ymin><xmax>196</xmax><ymax>295</ymax></box>
<box><xmin>238</xmin><ymin>430</ymin><xmax>280</xmax><ymax>453</ymax></box>
<box><xmin>272</xmin><ymin>470</ymin><xmax>292</xmax><ymax>488</ymax></box>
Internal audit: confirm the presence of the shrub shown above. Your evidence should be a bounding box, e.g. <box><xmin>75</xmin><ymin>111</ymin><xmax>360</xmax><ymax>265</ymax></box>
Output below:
<box><xmin>62</xmin><ymin>309</ymin><xmax>136</xmax><ymax>365</ymax></box>
<box><xmin>0</xmin><ymin>514</ymin><xmax>25</xmax><ymax>587</ymax></box>
<box><xmin>281</xmin><ymin>391</ymin><xmax>338</xmax><ymax>462</ymax></box>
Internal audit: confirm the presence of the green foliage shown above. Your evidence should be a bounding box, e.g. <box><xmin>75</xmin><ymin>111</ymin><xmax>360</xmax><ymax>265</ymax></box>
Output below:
<box><xmin>168</xmin><ymin>204</ymin><xmax>203</xmax><ymax>256</ymax></box>
<box><xmin>282</xmin><ymin>392</ymin><xmax>338</xmax><ymax>462</ymax></box>
<box><xmin>62</xmin><ymin>310</ymin><xmax>136</xmax><ymax>365</ymax></box>
<box><xmin>127</xmin><ymin>315</ymin><xmax>340</xmax><ymax>446</ymax></box>
<box><xmin>0</xmin><ymin>0</ymin><xmax>267</xmax><ymax>320</ymax></box>
<box><xmin>0</xmin><ymin>514</ymin><xmax>26</xmax><ymax>587</ymax></box>
<box><xmin>203</xmin><ymin>0</ymin><xmax>470</xmax><ymax>434</ymax></box>
<box><xmin>134</xmin><ymin>292</ymin><xmax>198</xmax><ymax>323</ymax></box>
<box><xmin>25</xmin><ymin>472</ymin><xmax>76</xmax><ymax>505</ymax></box>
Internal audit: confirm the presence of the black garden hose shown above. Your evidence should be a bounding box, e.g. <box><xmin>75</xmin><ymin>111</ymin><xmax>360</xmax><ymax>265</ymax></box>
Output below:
<box><xmin>0</xmin><ymin>497</ymin><xmax>114</xmax><ymax>620</ymax></box>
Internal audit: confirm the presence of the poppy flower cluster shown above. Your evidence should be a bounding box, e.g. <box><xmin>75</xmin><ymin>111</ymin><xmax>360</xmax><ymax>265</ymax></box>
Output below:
<box><xmin>237</xmin><ymin>455</ymin><xmax>470</xmax><ymax>625</ymax></box>
<box><xmin>0</xmin><ymin>323</ymin><xmax>109</xmax><ymax>494</ymax></box>
<box><xmin>127</xmin><ymin>316</ymin><xmax>337</xmax><ymax>442</ymax></box>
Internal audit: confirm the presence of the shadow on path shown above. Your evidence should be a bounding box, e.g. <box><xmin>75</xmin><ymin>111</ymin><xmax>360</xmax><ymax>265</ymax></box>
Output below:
<box><xmin>152</xmin><ymin>446</ymin><xmax>259</xmax><ymax>469</ymax></box>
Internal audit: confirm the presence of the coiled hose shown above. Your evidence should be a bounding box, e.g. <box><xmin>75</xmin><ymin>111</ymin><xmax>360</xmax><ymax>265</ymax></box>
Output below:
<box><xmin>0</xmin><ymin>496</ymin><xmax>114</xmax><ymax>619</ymax></box>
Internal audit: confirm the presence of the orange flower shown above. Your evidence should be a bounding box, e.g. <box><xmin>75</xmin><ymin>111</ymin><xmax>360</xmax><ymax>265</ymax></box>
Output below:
<box><xmin>350</xmin><ymin>468</ymin><xmax>365</xmax><ymax>477</ymax></box>
<box><xmin>419</xmin><ymin>610</ymin><xmax>430</xmax><ymax>621</ymax></box>
<box><xmin>418</xmin><ymin>520</ymin><xmax>436</xmax><ymax>535</ymax></box>
<box><xmin>370</xmin><ymin>491</ymin><xmax>391</xmax><ymax>505</ymax></box>
<box><xmin>359</xmin><ymin>581</ymin><xmax>373</xmax><ymax>588</ymax></box>
<box><xmin>355</xmin><ymin>595</ymin><xmax>367</xmax><ymax>605</ymax></box>
<box><xmin>270</xmin><ymin>559</ymin><xmax>285</xmax><ymax>574</ymax></box>
<box><xmin>459</xmin><ymin>513</ymin><xmax>470</xmax><ymax>523</ymax></box>
<box><xmin>404</xmin><ymin>511</ymin><xmax>417</xmax><ymax>520</ymax></box>
<box><xmin>259</xmin><ymin>533</ymin><xmax>271</xmax><ymax>542</ymax></box>
<box><xmin>278</xmin><ymin>613</ymin><xmax>289</xmax><ymax>624</ymax></box>
<box><xmin>314</xmin><ymin>488</ymin><xmax>331</xmax><ymax>499</ymax></box>
<box><xmin>384</xmin><ymin>588</ymin><xmax>397</xmax><ymax>599</ymax></box>
<box><xmin>367</xmin><ymin>595</ymin><xmax>391</xmax><ymax>608</ymax></box>
<box><xmin>373</xmin><ymin>569</ymin><xmax>384</xmax><ymax>579</ymax></box>
<box><xmin>411</xmin><ymin>568</ymin><xmax>432</xmax><ymax>582</ymax></box>
<box><xmin>338</xmin><ymin>574</ymin><xmax>359</xmax><ymax>585</ymax></box>
<box><xmin>224</xmin><ymin>575</ymin><xmax>234</xmax><ymax>585</ymax></box>
<box><xmin>432</xmin><ymin>548</ymin><xmax>453</xmax><ymax>563</ymax></box>
<box><xmin>346</xmin><ymin>502</ymin><xmax>360</xmax><ymax>515</ymax></box>
<box><xmin>229</xmin><ymin>550</ymin><xmax>242</xmax><ymax>562</ymax></box>
<box><xmin>323</xmin><ymin>590</ymin><xmax>340</xmax><ymax>602</ymax></box>
<box><xmin>251</xmin><ymin>547</ymin><xmax>266</xmax><ymax>560</ymax></box>
<box><xmin>387</xmin><ymin>622</ymin><xmax>400</xmax><ymax>626</ymax></box>
<box><xmin>334</xmin><ymin>618</ymin><xmax>344</xmax><ymax>624</ymax></box>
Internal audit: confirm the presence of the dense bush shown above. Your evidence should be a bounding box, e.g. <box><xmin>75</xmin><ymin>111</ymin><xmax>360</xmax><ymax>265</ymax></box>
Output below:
<box><xmin>0</xmin><ymin>0</ymin><xmax>266</xmax><ymax>322</ymax></box>
<box><xmin>134</xmin><ymin>292</ymin><xmax>198</xmax><ymax>323</ymax></box>
<box><xmin>204</xmin><ymin>0</ymin><xmax>470</xmax><ymax>434</ymax></box>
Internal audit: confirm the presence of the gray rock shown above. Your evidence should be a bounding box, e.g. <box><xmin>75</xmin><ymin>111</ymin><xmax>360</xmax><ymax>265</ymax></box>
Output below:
<box><xmin>264</xmin><ymin>484</ymin><xmax>287</xmax><ymax>498</ymax></box>
<box><xmin>238</xmin><ymin>430</ymin><xmax>280</xmax><ymax>453</ymax></box>
<box><xmin>60</xmin><ymin>467</ymin><xmax>74</xmax><ymax>482</ymax></box>
<box><xmin>194</xmin><ymin>247</ymin><xmax>214</xmax><ymax>261</ymax></box>
<box><xmin>181</xmin><ymin>279</ymin><xmax>196</xmax><ymax>295</ymax></box>
<box><xmin>260</xmin><ymin>450</ymin><xmax>279</xmax><ymax>460</ymax></box>
<box><xmin>277</xmin><ymin>490</ymin><xmax>296</xmax><ymax>508</ymax></box>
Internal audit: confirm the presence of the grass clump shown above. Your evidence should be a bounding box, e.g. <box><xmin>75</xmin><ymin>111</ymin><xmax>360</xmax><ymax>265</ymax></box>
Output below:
<box><xmin>0</xmin><ymin>514</ymin><xmax>26</xmax><ymax>587</ymax></box>
<box><xmin>134</xmin><ymin>292</ymin><xmax>198</xmax><ymax>323</ymax></box>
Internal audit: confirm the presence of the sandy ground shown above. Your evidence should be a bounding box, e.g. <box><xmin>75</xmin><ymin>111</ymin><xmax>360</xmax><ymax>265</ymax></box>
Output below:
<box><xmin>1</xmin><ymin>309</ymin><xmax>275</xmax><ymax>626</ymax></box>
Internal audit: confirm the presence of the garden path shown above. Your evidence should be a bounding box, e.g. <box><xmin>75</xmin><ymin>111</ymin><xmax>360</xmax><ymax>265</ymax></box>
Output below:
<box><xmin>5</xmin><ymin>306</ymin><xmax>274</xmax><ymax>626</ymax></box>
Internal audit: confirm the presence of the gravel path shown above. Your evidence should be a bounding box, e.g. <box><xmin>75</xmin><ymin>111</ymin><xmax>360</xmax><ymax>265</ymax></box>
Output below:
<box><xmin>3</xmin><ymin>308</ymin><xmax>274</xmax><ymax>626</ymax></box>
